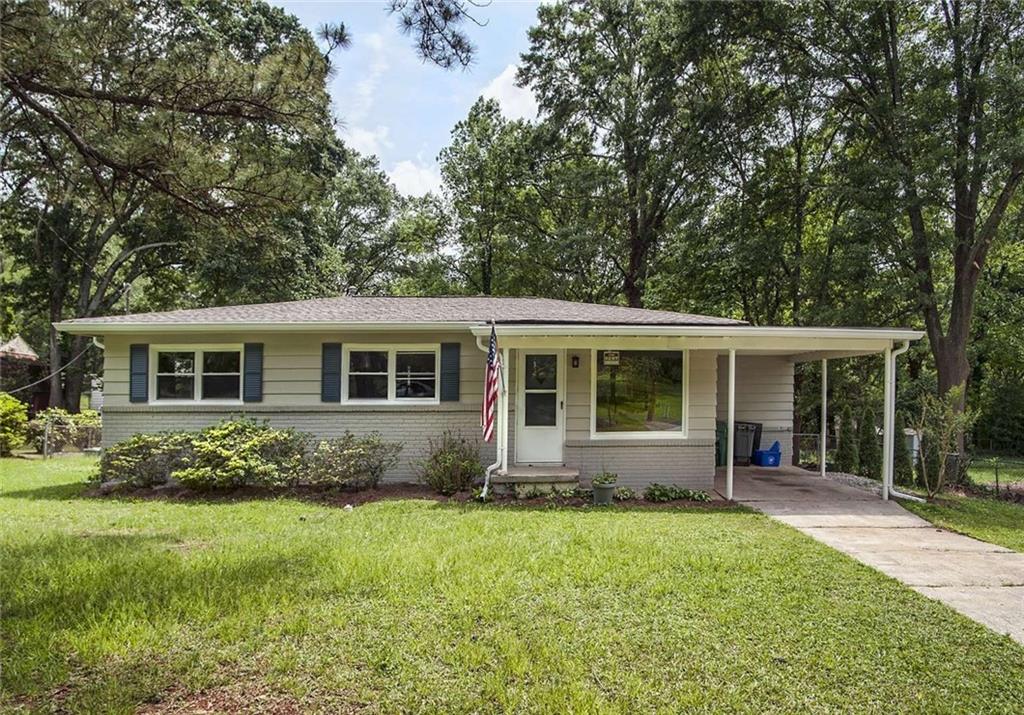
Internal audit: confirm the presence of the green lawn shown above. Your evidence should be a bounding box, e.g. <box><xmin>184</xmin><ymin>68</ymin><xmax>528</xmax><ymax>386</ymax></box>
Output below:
<box><xmin>904</xmin><ymin>493</ymin><xmax>1024</xmax><ymax>553</ymax></box>
<box><xmin>968</xmin><ymin>457</ymin><xmax>1024</xmax><ymax>486</ymax></box>
<box><xmin>3</xmin><ymin>457</ymin><xmax>1024</xmax><ymax>713</ymax></box>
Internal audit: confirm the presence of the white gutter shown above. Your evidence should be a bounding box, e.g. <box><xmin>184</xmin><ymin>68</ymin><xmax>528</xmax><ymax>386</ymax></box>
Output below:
<box><xmin>885</xmin><ymin>340</ymin><xmax>925</xmax><ymax>503</ymax></box>
<box><xmin>470</xmin><ymin>324</ymin><xmax>926</xmax><ymax>341</ymax></box>
<box><xmin>92</xmin><ymin>337</ymin><xmax>105</xmax><ymax>350</ymax></box>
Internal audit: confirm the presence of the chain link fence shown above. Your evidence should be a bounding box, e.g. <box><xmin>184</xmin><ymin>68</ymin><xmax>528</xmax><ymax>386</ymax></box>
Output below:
<box><xmin>36</xmin><ymin>422</ymin><xmax>102</xmax><ymax>458</ymax></box>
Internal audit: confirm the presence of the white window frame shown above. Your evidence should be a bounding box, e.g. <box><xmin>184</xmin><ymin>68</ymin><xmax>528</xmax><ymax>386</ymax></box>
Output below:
<box><xmin>149</xmin><ymin>344</ymin><xmax>244</xmax><ymax>405</ymax></box>
<box><xmin>342</xmin><ymin>344</ymin><xmax>440</xmax><ymax>404</ymax></box>
<box><xmin>589</xmin><ymin>348</ymin><xmax>689</xmax><ymax>440</ymax></box>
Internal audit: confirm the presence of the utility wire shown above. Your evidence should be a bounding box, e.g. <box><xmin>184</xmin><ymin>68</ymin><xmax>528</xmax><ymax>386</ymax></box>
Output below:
<box><xmin>5</xmin><ymin>345</ymin><xmax>92</xmax><ymax>394</ymax></box>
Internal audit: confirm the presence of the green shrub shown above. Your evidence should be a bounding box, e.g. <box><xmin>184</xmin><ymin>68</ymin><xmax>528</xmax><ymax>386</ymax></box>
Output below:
<box><xmin>857</xmin><ymin>406</ymin><xmax>881</xmax><ymax>479</ymax></box>
<box><xmin>306</xmin><ymin>432</ymin><xmax>402</xmax><ymax>489</ymax></box>
<box><xmin>0</xmin><ymin>392</ymin><xmax>28</xmax><ymax>456</ymax></box>
<box><xmin>417</xmin><ymin>431</ymin><xmax>482</xmax><ymax>495</ymax></box>
<box><xmin>835</xmin><ymin>404</ymin><xmax>859</xmax><ymax>474</ymax></box>
<box><xmin>96</xmin><ymin>432</ymin><xmax>193</xmax><ymax>486</ymax></box>
<box><xmin>893</xmin><ymin>411</ymin><xmax>916</xmax><ymax>487</ymax></box>
<box><xmin>643</xmin><ymin>483</ymin><xmax>712</xmax><ymax>503</ymax></box>
<box><xmin>613</xmin><ymin>486</ymin><xmax>636</xmax><ymax>501</ymax></box>
<box><xmin>26</xmin><ymin>407</ymin><xmax>76</xmax><ymax>454</ymax></box>
<box><xmin>173</xmin><ymin>419</ymin><xmax>308</xmax><ymax>490</ymax></box>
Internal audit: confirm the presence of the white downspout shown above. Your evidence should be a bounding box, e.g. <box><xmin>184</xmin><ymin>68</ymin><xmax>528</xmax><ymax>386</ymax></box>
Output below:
<box><xmin>886</xmin><ymin>340</ymin><xmax>923</xmax><ymax>502</ymax></box>
<box><xmin>820</xmin><ymin>358</ymin><xmax>827</xmax><ymax>478</ymax></box>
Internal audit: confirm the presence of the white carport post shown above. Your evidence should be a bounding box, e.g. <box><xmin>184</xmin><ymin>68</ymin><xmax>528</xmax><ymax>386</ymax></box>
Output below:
<box><xmin>726</xmin><ymin>348</ymin><xmax>736</xmax><ymax>500</ymax></box>
<box><xmin>881</xmin><ymin>343</ymin><xmax>893</xmax><ymax>501</ymax></box>
<box><xmin>820</xmin><ymin>359</ymin><xmax>827</xmax><ymax>478</ymax></box>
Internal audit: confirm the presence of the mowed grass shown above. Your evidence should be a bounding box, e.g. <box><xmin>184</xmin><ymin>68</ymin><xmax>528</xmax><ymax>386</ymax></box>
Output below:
<box><xmin>3</xmin><ymin>458</ymin><xmax>1024</xmax><ymax>713</ymax></box>
<box><xmin>904</xmin><ymin>493</ymin><xmax>1024</xmax><ymax>553</ymax></box>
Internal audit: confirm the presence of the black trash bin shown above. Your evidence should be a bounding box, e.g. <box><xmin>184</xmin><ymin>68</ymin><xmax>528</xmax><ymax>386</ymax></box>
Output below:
<box><xmin>732</xmin><ymin>421</ymin><xmax>762</xmax><ymax>466</ymax></box>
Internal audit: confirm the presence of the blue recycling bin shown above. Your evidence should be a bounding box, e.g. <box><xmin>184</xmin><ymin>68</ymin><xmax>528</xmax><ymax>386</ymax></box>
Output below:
<box><xmin>753</xmin><ymin>441</ymin><xmax>782</xmax><ymax>467</ymax></box>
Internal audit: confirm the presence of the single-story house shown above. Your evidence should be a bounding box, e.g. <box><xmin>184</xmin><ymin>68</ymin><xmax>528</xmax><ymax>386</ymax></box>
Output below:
<box><xmin>56</xmin><ymin>296</ymin><xmax>923</xmax><ymax>499</ymax></box>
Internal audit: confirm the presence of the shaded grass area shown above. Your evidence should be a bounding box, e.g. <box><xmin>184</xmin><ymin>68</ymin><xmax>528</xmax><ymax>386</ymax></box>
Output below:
<box><xmin>3</xmin><ymin>456</ymin><xmax>1024</xmax><ymax>713</ymax></box>
<box><xmin>904</xmin><ymin>493</ymin><xmax>1024</xmax><ymax>553</ymax></box>
<box><xmin>968</xmin><ymin>457</ymin><xmax>1024</xmax><ymax>486</ymax></box>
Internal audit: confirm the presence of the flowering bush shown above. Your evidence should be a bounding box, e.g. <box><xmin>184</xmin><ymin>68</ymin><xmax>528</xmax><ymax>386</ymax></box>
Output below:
<box><xmin>306</xmin><ymin>433</ymin><xmax>402</xmax><ymax>489</ymax></box>
<box><xmin>173</xmin><ymin>419</ymin><xmax>308</xmax><ymax>490</ymax></box>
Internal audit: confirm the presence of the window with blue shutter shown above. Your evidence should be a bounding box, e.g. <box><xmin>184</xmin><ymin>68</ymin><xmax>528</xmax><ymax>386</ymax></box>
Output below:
<box><xmin>439</xmin><ymin>342</ymin><xmax>460</xmax><ymax>402</ymax></box>
<box><xmin>129</xmin><ymin>344</ymin><xmax>148</xmax><ymax>403</ymax></box>
<box><xmin>243</xmin><ymin>343</ymin><xmax>263</xmax><ymax>402</ymax></box>
<box><xmin>322</xmin><ymin>343</ymin><xmax>342</xmax><ymax>402</ymax></box>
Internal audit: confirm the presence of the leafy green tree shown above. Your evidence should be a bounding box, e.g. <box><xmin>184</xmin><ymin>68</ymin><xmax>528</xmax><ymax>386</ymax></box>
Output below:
<box><xmin>1</xmin><ymin>0</ymin><xmax>335</xmax><ymax>408</ymax></box>
<box><xmin>835</xmin><ymin>404</ymin><xmax>859</xmax><ymax>474</ymax></box>
<box><xmin>519</xmin><ymin>0</ymin><xmax>725</xmax><ymax>307</ymax></box>
<box><xmin>857</xmin><ymin>406</ymin><xmax>881</xmax><ymax>480</ymax></box>
<box><xmin>777</xmin><ymin>1</ymin><xmax>1024</xmax><ymax>419</ymax></box>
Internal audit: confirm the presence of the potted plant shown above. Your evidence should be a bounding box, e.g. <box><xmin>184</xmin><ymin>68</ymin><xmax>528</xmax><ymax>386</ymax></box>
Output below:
<box><xmin>592</xmin><ymin>472</ymin><xmax>618</xmax><ymax>506</ymax></box>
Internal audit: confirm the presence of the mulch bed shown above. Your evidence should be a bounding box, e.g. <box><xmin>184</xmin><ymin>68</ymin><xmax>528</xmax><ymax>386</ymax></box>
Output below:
<box><xmin>85</xmin><ymin>482</ymin><xmax>732</xmax><ymax>510</ymax></box>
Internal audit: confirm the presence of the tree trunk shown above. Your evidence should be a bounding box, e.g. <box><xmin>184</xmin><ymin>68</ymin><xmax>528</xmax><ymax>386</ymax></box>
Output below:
<box><xmin>62</xmin><ymin>335</ymin><xmax>89</xmax><ymax>412</ymax></box>
<box><xmin>47</xmin><ymin>323</ymin><xmax>65</xmax><ymax>409</ymax></box>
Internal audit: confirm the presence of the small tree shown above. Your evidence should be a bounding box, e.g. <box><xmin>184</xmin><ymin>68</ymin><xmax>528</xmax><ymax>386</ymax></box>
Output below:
<box><xmin>857</xmin><ymin>407</ymin><xmax>881</xmax><ymax>479</ymax></box>
<box><xmin>835</xmin><ymin>404</ymin><xmax>859</xmax><ymax>474</ymax></box>
<box><xmin>912</xmin><ymin>386</ymin><xmax>977</xmax><ymax>497</ymax></box>
<box><xmin>893</xmin><ymin>411</ymin><xmax>916</xmax><ymax>487</ymax></box>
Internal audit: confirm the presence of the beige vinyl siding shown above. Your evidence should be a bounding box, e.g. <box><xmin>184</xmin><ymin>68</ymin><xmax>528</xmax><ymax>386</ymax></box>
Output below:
<box><xmin>99</xmin><ymin>334</ymin><xmax>717</xmax><ymax>488</ymax></box>
<box><xmin>102</xmin><ymin>331</ymin><xmax>486</xmax><ymax>408</ymax></box>
<box><xmin>716</xmin><ymin>354</ymin><xmax>795</xmax><ymax>463</ymax></box>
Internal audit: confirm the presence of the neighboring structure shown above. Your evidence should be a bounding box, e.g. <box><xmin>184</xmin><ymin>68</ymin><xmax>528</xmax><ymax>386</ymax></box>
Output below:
<box><xmin>56</xmin><ymin>296</ymin><xmax>923</xmax><ymax>498</ymax></box>
<box><xmin>0</xmin><ymin>334</ymin><xmax>48</xmax><ymax>414</ymax></box>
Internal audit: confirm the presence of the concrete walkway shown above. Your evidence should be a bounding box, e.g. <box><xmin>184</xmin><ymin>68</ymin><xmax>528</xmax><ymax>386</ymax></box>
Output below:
<box><xmin>716</xmin><ymin>466</ymin><xmax>1024</xmax><ymax>645</ymax></box>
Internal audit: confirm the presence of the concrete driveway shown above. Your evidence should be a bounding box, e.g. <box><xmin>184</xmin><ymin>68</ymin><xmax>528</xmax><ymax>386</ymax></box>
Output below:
<box><xmin>716</xmin><ymin>466</ymin><xmax>1024</xmax><ymax>645</ymax></box>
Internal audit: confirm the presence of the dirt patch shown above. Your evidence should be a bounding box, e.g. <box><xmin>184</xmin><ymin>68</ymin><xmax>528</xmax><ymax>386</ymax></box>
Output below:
<box><xmin>138</xmin><ymin>681</ymin><xmax>306</xmax><ymax>715</ymax></box>
<box><xmin>85</xmin><ymin>482</ymin><xmax>732</xmax><ymax>510</ymax></box>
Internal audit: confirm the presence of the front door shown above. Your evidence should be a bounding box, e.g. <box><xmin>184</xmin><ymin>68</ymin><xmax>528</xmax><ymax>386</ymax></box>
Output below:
<box><xmin>515</xmin><ymin>350</ymin><xmax>564</xmax><ymax>464</ymax></box>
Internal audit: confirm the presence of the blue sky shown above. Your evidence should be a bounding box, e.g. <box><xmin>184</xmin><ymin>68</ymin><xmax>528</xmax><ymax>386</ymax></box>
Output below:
<box><xmin>277</xmin><ymin>1</ymin><xmax>543</xmax><ymax>196</ymax></box>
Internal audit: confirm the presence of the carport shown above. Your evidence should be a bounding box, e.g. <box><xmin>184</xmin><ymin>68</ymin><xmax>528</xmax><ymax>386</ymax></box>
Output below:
<box><xmin>715</xmin><ymin>327</ymin><xmax>924</xmax><ymax>501</ymax></box>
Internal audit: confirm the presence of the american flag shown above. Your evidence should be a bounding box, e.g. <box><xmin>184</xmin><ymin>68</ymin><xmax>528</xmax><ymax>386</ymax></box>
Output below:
<box><xmin>482</xmin><ymin>325</ymin><xmax>501</xmax><ymax>442</ymax></box>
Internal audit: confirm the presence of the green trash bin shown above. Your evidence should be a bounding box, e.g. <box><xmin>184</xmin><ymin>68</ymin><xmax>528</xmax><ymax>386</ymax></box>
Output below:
<box><xmin>715</xmin><ymin>420</ymin><xmax>728</xmax><ymax>467</ymax></box>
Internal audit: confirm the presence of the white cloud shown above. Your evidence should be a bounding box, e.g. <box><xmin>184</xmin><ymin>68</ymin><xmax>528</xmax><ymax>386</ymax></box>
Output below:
<box><xmin>348</xmin><ymin>32</ymin><xmax>389</xmax><ymax>124</ymax></box>
<box><xmin>481</xmin><ymin>64</ymin><xmax>538</xmax><ymax>121</ymax></box>
<box><xmin>389</xmin><ymin>160</ymin><xmax>442</xmax><ymax>197</ymax></box>
<box><xmin>342</xmin><ymin>124</ymin><xmax>392</xmax><ymax>157</ymax></box>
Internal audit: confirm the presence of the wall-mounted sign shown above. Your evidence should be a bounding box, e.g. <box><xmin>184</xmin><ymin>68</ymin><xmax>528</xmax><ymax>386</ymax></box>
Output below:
<box><xmin>603</xmin><ymin>350</ymin><xmax>620</xmax><ymax>366</ymax></box>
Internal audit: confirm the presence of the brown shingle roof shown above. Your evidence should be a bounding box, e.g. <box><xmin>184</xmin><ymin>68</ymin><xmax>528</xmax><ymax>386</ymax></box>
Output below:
<box><xmin>56</xmin><ymin>296</ymin><xmax>744</xmax><ymax>328</ymax></box>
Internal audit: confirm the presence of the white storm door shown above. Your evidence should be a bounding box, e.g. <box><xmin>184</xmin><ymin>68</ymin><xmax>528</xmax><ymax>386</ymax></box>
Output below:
<box><xmin>515</xmin><ymin>350</ymin><xmax>564</xmax><ymax>464</ymax></box>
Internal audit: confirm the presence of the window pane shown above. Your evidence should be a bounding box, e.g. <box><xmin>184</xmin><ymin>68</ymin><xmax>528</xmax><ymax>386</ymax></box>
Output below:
<box><xmin>396</xmin><ymin>351</ymin><xmax>435</xmax><ymax>375</ymax></box>
<box><xmin>525</xmin><ymin>393</ymin><xmax>557</xmax><ymax>426</ymax></box>
<box><xmin>203</xmin><ymin>351</ymin><xmax>240</xmax><ymax>373</ymax></box>
<box><xmin>595</xmin><ymin>351</ymin><xmax>682</xmax><ymax>432</ymax></box>
<box><xmin>202</xmin><ymin>374</ymin><xmax>240</xmax><ymax>400</ymax></box>
<box><xmin>349</xmin><ymin>350</ymin><xmax>388</xmax><ymax>373</ymax></box>
<box><xmin>157</xmin><ymin>375</ymin><xmax>194</xmax><ymax>399</ymax></box>
<box><xmin>349</xmin><ymin>374</ymin><xmax>388</xmax><ymax>399</ymax></box>
<box><xmin>158</xmin><ymin>351</ymin><xmax>194</xmax><ymax>374</ymax></box>
<box><xmin>525</xmin><ymin>354</ymin><xmax>557</xmax><ymax>390</ymax></box>
<box><xmin>396</xmin><ymin>378</ymin><xmax>435</xmax><ymax>399</ymax></box>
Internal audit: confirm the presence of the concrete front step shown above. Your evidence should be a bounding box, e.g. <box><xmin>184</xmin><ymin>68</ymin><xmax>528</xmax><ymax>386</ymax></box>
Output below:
<box><xmin>491</xmin><ymin>465</ymin><xmax>580</xmax><ymax>497</ymax></box>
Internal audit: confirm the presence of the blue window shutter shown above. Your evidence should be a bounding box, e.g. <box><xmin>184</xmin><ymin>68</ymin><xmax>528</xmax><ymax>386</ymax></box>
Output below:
<box><xmin>129</xmin><ymin>344</ymin><xmax>148</xmax><ymax>403</ymax></box>
<box><xmin>243</xmin><ymin>343</ymin><xmax>263</xmax><ymax>402</ymax></box>
<box><xmin>322</xmin><ymin>343</ymin><xmax>342</xmax><ymax>402</ymax></box>
<box><xmin>440</xmin><ymin>343</ymin><xmax>460</xmax><ymax>402</ymax></box>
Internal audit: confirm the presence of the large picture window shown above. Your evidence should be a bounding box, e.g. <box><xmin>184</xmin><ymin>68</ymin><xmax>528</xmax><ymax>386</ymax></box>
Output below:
<box><xmin>593</xmin><ymin>350</ymin><xmax>684</xmax><ymax>435</ymax></box>
<box><xmin>153</xmin><ymin>347</ymin><xmax>242</xmax><ymax>401</ymax></box>
<box><xmin>344</xmin><ymin>346</ymin><xmax>438</xmax><ymax>402</ymax></box>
